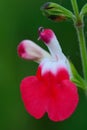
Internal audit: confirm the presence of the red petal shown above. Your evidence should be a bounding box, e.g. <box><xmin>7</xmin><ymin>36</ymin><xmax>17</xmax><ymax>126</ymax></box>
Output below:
<box><xmin>20</xmin><ymin>69</ymin><xmax>79</xmax><ymax>122</ymax></box>
<box><xmin>20</xmin><ymin>76</ymin><xmax>47</xmax><ymax>119</ymax></box>
<box><xmin>56</xmin><ymin>68</ymin><xmax>69</xmax><ymax>83</ymax></box>
<box><xmin>47</xmin><ymin>80</ymin><xmax>79</xmax><ymax>121</ymax></box>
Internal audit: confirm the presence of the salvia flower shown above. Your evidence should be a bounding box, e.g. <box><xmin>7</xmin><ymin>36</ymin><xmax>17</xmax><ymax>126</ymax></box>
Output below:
<box><xmin>17</xmin><ymin>27</ymin><xmax>79</xmax><ymax>122</ymax></box>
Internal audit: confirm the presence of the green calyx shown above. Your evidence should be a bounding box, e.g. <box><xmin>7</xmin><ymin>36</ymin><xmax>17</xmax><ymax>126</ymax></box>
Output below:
<box><xmin>70</xmin><ymin>61</ymin><xmax>87</xmax><ymax>90</ymax></box>
<box><xmin>41</xmin><ymin>2</ymin><xmax>75</xmax><ymax>22</ymax></box>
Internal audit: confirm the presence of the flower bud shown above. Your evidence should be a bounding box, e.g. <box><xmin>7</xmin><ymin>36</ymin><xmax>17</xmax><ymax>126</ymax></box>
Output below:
<box><xmin>41</xmin><ymin>2</ymin><xmax>75</xmax><ymax>22</ymax></box>
<box><xmin>17</xmin><ymin>40</ymin><xmax>51</xmax><ymax>63</ymax></box>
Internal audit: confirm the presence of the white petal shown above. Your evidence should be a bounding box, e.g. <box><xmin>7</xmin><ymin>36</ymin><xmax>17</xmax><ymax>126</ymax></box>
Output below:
<box><xmin>40</xmin><ymin>58</ymin><xmax>70</xmax><ymax>76</ymax></box>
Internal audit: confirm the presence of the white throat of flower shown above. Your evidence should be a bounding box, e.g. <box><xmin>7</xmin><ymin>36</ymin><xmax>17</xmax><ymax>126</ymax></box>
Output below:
<box><xmin>39</xmin><ymin>29</ymin><xmax>72</xmax><ymax>77</ymax></box>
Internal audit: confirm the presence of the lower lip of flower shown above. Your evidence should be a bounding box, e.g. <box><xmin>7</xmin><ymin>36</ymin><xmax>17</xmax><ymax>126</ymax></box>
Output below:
<box><xmin>20</xmin><ymin>65</ymin><xmax>79</xmax><ymax>122</ymax></box>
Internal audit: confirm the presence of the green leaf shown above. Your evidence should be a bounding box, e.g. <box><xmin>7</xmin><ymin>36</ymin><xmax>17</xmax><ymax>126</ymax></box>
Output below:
<box><xmin>41</xmin><ymin>2</ymin><xmax>75</xmax><ymax>22</ymax></box>
<box><xmin>80</xmin><ymin>3</ymin><xmax>87</xmax><ymax>16</ymax></box>
<box><xmin>70</xmin><ymin>61</ymin><xmax>87</xmax><ymax>90</ymax></box>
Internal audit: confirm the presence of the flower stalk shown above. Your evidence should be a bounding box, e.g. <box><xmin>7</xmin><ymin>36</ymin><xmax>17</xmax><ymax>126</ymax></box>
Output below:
<box><xmin>76</xmin><ymin>26</ymin><xmax>87</xmax><ymax>80</ymax></box>
<box><xmin>71</xmin><ymin>0</ymin><xmax>87</xmax><ymax>80</ymax></box>
<box><xmin>71</xmin><ymin>0</ymin><xmax>79</xmax><ymax>19</ymax></box>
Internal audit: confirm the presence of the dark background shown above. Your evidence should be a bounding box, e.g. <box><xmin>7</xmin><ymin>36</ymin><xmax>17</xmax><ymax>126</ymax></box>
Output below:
<box><xmin>0</xmin><ymin>0</ymin><xmax>87</xmax><ymax>129</ymax></box>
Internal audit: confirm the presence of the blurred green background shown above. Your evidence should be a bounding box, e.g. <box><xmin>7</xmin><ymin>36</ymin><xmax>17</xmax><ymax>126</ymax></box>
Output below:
<box><xmin>0</xmin><ymin>0</ymin><xmax>87</xmax><ymax>129</ymax></box>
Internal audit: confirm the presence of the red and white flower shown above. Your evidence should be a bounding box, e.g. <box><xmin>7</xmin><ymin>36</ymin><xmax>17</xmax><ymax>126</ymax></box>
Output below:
<box><xmin>17</xmin><ymin>27</ymin><xmax>79</xmax><ymax>122</ymax></box>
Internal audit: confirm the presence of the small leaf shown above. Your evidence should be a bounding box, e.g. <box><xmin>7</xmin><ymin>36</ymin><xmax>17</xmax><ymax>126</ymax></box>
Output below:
<box><xmin>80</xmin><ymin>3</ymin><xmax>87</xmax><ymax>16</ymax></box>
<box><xmin>41</xmin><ymin>2</ymin><xmax>75</xmax><ymax>22</ymax></box>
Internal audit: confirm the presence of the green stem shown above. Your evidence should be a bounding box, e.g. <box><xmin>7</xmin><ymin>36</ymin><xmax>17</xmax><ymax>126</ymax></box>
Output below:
<box><xmin>71</xmin><ymin>0</ymin><xmax>87</xmax><ymax>80</ymax></box>
<box><xmin>76</xmin><ymin>27</ymin><xmax>87</xmax><ymax>79</ymax></box>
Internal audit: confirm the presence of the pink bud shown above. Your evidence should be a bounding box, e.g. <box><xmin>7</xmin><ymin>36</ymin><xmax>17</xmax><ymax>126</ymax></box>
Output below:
<box><xmin>17</xmin><ymin>40</ymin><xmax>51</xmax><ymax>63</ymax></box>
